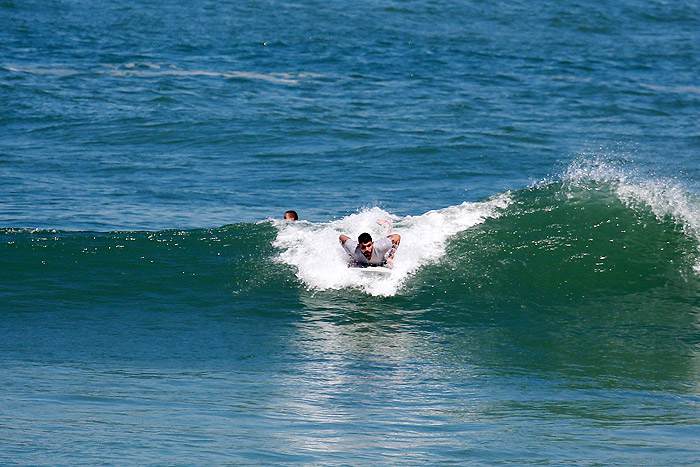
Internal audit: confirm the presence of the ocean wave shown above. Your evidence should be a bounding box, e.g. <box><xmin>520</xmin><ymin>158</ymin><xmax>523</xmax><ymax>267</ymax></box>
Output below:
<box><xmin>3</xmin><ymin>160</ymin><xmax>700</xmax><ymax>303</ymax></box>
<box><xmin>274</xmin><ymin>159</ymin><xmax>700</xmax><ymax>298</ymax></box>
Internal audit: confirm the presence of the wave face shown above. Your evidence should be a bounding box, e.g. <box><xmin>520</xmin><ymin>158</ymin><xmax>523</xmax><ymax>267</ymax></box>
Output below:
<box><xmin>443</xmin><ymin>161</ymin><xmax>700</xmax><ymax>302</ymax></box>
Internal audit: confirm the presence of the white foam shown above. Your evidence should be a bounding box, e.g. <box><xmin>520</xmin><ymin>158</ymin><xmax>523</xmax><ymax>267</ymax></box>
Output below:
<box><xmin>273</xmin><ymin>196</ymin><xmax>511</xmax><ymax>296</ymax></box>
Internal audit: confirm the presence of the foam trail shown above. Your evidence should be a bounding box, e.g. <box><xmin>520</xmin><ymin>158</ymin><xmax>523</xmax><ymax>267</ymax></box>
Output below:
<box><xmin>273</xmin><ymin>195</ymin><xmax>511</xmax><ymax>296</ymax></box>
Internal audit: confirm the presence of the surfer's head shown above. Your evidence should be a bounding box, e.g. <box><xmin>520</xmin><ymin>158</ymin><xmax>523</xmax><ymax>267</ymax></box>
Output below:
<box><xmin>357</xmin><ymin>232</ymin><xmax>374</xmax><ymax>259</ymax></box>
<box><xmin>284</xmin><ymin>210</ymin><xmax>298</xmax><ymax>220</ymax></box>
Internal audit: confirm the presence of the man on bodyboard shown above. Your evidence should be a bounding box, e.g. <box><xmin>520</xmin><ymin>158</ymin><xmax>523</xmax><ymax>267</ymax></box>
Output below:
<box><xmin>339</xmin><ymin>220</ymin><xmax>401</xmax><ymax>268</ymax></box>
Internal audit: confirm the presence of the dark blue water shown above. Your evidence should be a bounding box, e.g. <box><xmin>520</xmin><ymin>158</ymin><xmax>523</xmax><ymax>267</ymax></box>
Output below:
<box><xmin>2</xmin><ymin>0</ymin><xmax>700</xmax><ymax>464</ymax></box>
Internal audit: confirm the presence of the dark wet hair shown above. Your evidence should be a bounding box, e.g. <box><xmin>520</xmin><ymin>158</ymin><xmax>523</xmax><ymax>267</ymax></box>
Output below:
<box><xmin>358</xmin><ymin>232</ymin><xmax>372</xmax><ymax>244</ymax></box>
<box><xmin>284</xmin><ymin>210</ymin><xmax>298</xmax><ymax>220</ymax></box>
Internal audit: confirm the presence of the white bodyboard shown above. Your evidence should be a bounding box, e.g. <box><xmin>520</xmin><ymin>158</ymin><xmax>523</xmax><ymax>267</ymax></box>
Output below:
<box><xmin>351</xmin><ymin>266</ymin><xmax>393</xmax><ymax>276</ymax></box>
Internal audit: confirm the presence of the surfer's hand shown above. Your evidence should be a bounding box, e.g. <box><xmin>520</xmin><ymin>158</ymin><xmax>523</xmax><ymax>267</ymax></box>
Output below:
<box><xmin>385</xmin><ymin>257</ymin><xmax>394</xmax><ymax>268</ymax></box>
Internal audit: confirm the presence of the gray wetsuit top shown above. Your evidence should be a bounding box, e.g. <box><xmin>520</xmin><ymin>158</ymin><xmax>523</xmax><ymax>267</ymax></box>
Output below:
<box><xmin>342</xmin><ymin>237</ymin><xmax>393</xmax><ymax>266</ymax></box>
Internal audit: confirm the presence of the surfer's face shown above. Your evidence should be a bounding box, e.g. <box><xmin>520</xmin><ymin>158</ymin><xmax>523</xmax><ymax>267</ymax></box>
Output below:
<box><xmin>358</xmin><ymin>241</ymin><xmax>373</xmax><ymax>259</ymax></box>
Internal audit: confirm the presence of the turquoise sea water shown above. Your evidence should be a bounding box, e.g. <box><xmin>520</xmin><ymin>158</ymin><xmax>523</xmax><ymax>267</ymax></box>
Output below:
<box><xmin>2</xmin><ymin>0</ymin><xmax>700</xmax><ymax>464</ymax></box>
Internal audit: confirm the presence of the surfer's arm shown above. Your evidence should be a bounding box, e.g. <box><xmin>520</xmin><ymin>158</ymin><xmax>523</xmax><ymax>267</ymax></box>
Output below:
<box><xmin>388</xmin><ymin>234</ymin><xmax>401</xmax><ymax>248</ymax></box>
<box><xmin>385</xmin><ymin>234</ymin><xmax>400</xmax><ymax>266</ymax></box>
<box><xmin>339</xmin><ymin>234</ymin><xmax>350</xmax><ymax>244</ymax></box>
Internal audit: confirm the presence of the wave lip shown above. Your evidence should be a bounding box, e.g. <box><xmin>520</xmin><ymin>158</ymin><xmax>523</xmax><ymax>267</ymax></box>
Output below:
<box><xmin>559</xmin><ymin>158</ymin><xmax>700</xmax><ymax>274</ymax></box>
